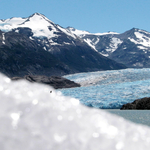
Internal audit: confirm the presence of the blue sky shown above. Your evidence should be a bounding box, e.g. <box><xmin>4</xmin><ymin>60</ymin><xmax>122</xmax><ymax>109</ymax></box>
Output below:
<box><xmin>0</xmin><ymin>0</ymin><xmax>150</xmax><ymax>33</ymax></box>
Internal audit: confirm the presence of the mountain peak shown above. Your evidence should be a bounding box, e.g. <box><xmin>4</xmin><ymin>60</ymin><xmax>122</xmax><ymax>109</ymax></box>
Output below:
<box><xmin>27</xmin><ymin>12</ymin><xmax>52</xmax><ymax>23</ymax></box>
<box><xmin>29</xmin><ymin>12</ymin><xmax>47</xmax><ymax>19</ymax></box>
<box><xmin>130</xmin><ymin>28</ymin><xmax>140</xmax><ymax>32</ymax></box>
<box><xmin>120</xmin><ymin>28</ymin><xmax>150</xmax><ymax>40</ymax></box>
<box><xmin>33</xmin><ymin>12</ymin><xmax>43</xmax><ymax>16</ymax></box>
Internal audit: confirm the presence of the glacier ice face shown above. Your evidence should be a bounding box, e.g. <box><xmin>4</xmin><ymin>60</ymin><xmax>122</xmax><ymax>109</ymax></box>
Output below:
<box><xmin>0</xmin><ymin>73</ymin><xmax>150</xmax><ymax>150</ymax></box>
<box><xmin>62</xmin><ymin>68</ymin><xmax>150</xmax><ymax>109</ymax></box>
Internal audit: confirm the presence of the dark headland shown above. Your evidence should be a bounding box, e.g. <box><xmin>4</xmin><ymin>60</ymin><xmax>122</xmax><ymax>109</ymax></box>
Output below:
<box><xmin>11</xmin><ymin>75</ymin><xmax>80</xmax><ymax>89</ymax></box>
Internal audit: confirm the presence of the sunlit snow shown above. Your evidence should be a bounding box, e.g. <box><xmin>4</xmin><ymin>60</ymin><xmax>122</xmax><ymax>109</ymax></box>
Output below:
<box><xmin>83</xmin><ymin>37</ymin><xmax>100</xmax><ymax>52</ymax></box>
<box><xmin>57</xmin><ymin>26</ymin><xmax>77</xmax><ymax>39</ymax></box>
<box><xmin>2</xmin><ymin>33</ymin><xmax>5</xmax><ymax>44</ymax></box>
<box><xmin>0</xmin><ymin>17</ymin><xmax>26</xmax><ymax>31</ymax></box>
<box><xmin>67</xmin><ymin>27</ymin><xmax>90</xmax><ymax>36</ymax></box>
<box><xmin>129</xmin><ymin>32</ymin><xmax>150</xmax><ymax>48</ymax></box>
<box><xmin>94</xmin><ymin>32</ymin><xmax>119</xmax><ymax>35</ymax></box>
<box><xmin>1</xmin><ymin>73</ymin><xmax>150</xmax><ymax>149</ymax></box>
<box><xmin>19</xmin><ymin>13</ymin><xmax>58</xmax><ymax>38</ymax></box>
<box><xmin>0</xmin><ymin>13</ymin><xmax>76</xmax><ymax>39</ymax></box>
<box><xmin>105</xmin><ymin>37</ymin><xmax>123</xmax><ymax>53</ymax></box>
<box><xmin>68</xmin><ymin>27</ymin><xmax>119</xmax><ymax>37</ymax></box>
<box><xmin>83</xmin><ymin>38</ymin><xmax>98</xmax><ymax>51</ymax></box>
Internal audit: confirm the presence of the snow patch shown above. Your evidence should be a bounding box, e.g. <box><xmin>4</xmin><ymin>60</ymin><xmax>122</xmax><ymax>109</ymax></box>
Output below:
<box><xmin>67</xmin><ymin>27</ymin><xmax>90</xmax><ymax>36</ymax></box>
<box><xmin>84</xmin><ymin>39</ymin><xmax>97</xmax><ymax>51</ymax></box>
<box><xmin>95</xmin><ymin>32</ymin><xmax>119</xmax><ymax>36</ymax></box>
<box><xmin>100</xmin><ymin>53</ymin><xmax>109</xmax><ymax>57</ymax></box>
<box><xmin>137</xmin><ymin>46</ymin><xmax>148</xmax><ymax>50</ymax></box>
<box><xmin>64</xmin><ymin>42</ymin><xmax>71</xmax><ymax>45</ymax></box>
<box><xmin>129</xmin><ymin>32</ymin><xmax>150</xmax><ymax>47</ymax></box>
<box><xmin>29</xmin><ymin>36</ymin><xmax>34</xmax><ymax>40</ymax></box>
<box><xmin>0</xmin><ymin>17</ymin><xmax>26</xmax><ymax>32</ymax></box>
<box><xmin>106</xmin><ymin>37</ymin><xmax>123</xmax><ymax>53</ymax></box>
<box><xmin>50</xmin><ymin>42</ymin><xmax>61</xmax><ymax>46</ymax></box>
<box><xmin>133</xmin><ymin>62</ymin><xmax>143</xmax><ymax>67</ymax></box>
<box><xmin>58</xmin><ymin>26</ymin><xmax>77</xmax><ymax>39</ymax></box>
<box><xmin>2</xmin><ymin>33</ymin><xmax>5</xmax><ymax>44</ymax></box>
<box><xmin>94</xmin><ymin>37</ymin><xmax>100</xmax><ymax>45</ymax></box>
<box><xmin>43</xmin><ymin>46</ymin><xmax>47</xmax><ymax>50</ymax></box>
<box><xmin>68</xmin><ymin>27</ymin><xmax>119</xmax><ymax>37</ymax></box>
<box><xmin>15</xmin><ymin>29</ymin><xmax>19</xmax><ymax>33</ymax></box>
<box><xmin>139</xmin><ymin>29</ymin><xmax>150</xmax><ymax>35</ymax></box>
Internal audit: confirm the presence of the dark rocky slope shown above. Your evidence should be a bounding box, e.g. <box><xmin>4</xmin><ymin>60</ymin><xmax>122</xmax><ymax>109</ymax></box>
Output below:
<box><xmin>0</xmin><ymin>28</ymin><xmax>126</xmax><ymax>78</ymax></box>
<box><xmin>0</xmin><ymin>30</ymin><xmax>71</xmax><ymax>77</ymax></box>
<box><xmin>12</xmin><ymin>75</ymin><xmax>80</xmax><ymax>89</ymax></box>
<box><xmin>120</xmin><ymin>97</ymin><xmax>150</xmax><ymax>110</ymax></box>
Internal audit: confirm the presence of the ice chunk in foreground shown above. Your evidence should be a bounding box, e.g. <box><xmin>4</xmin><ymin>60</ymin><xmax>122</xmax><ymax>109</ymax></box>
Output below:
<box><xmin>0</xmin><ymin>73</ymin><xmax>150</xmax><ymax>150</ymax></box>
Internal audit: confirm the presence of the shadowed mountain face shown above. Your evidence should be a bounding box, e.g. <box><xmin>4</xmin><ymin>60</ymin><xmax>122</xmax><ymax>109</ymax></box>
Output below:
<box><xmin>0</xmin><ymin>13</ymin><xmax>126</xmax><ymax>77</ymax></box>
<box><xmin>0</xmin><ymin>30</ymin><xmax>70</xmax><ymax>77</ymax></box>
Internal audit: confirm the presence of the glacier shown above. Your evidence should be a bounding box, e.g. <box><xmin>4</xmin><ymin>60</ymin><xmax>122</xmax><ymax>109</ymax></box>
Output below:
<box><xmin>61</xmin><ymin>68</ymin><xmax>150</xmax><ymax>109</ymax></box>
<box><xmin>1</xmin><ymin>73</ymin><xmax>150</xmax><ymax>149</ymax></box>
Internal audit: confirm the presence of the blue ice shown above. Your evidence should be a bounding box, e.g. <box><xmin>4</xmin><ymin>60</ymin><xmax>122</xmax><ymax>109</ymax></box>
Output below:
<box><xmin>60</xmin><ymin>68</ymin><xmax>150</xmax><ymax>109</ymax></box>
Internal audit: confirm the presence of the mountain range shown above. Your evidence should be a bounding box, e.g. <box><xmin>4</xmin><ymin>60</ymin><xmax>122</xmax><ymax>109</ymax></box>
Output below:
<box><xmin>68</xmin><ymin>27</ymin><xmax>150</xmax><ymax>68</ymax></box>
<box><xmin>1</xmin><ymin>13</ymin><xmax>150</xmax><ymax>77</ymax></box>
<box><xmin>0</xmin><ymin>13</ymin><xmax>125</xmax><ymax>77</ymax></box>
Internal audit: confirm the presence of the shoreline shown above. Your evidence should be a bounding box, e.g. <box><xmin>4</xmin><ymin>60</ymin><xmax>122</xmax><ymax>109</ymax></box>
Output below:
<box><xmin>105</xmin><ymin>109</ymin><xmax>150</xmax><ymax>127</ymax></box>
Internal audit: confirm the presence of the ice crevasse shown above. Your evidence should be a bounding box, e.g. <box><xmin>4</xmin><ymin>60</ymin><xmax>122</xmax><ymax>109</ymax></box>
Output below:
<box><xmin>0</xmin><ymin>73</ymin><xmax>150</xmax><ymax>150</ymax></box>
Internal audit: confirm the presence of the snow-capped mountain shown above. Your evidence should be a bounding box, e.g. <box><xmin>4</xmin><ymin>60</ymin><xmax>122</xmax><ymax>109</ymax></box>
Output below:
<box><xmin>0</xmin><ymin>13</ymin><xmax>74</xmax><ymax>38</ymax></box>
<box><xmin>109</xmin><ymin>28</ymin><xmax>150</xmax><ymax>68</ymax></box>
<box><xmin>0</xmin><ymin>13</ymin><xmax>77</xmax><ymax>48</ymax></box>
<box><xmin>68</xmin><ymin>27</ymin><xmax>150</xmax><ymax>68</ymax></box>
<box><xmin>0</xmin><ymin>13</ymin><xmax>125</xmax><ymax>77</ymax></box>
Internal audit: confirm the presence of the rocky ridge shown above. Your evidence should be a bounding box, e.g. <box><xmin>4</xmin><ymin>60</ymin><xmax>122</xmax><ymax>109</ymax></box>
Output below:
<box><xmin>120</xmin><ymin>97</ymin><xmax>150</xmax><ymax>110</ymax></box>
<box><xmin>12</xmin><ymin>75</ymin><xmax>80</xmax><ymax>89</ymax></box>
<box><xmin>68</xmin><ymin>27</ymin><xmax>150</xmax><ymax>68</ymax></box>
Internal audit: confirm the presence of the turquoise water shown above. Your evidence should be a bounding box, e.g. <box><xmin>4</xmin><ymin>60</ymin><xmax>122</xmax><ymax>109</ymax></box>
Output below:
<box><xmin>60</xmin><ymin>68</ymin><xmax>150</xmax><ymax>109</ymax></box>
<box><xmin>106</xmin><ymin>110</ymin><xmax>150</xmax><ymax>127</ymax></box>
